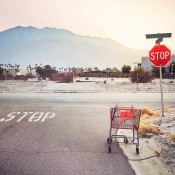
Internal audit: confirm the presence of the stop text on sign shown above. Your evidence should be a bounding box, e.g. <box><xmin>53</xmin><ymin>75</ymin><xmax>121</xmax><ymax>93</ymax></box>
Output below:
<box><xmin>149</xmin><ymin>44</ymin><xmax>171</xmax><ymax>67</ymax></box>
<box><xmin>150</xmin><ymin>51</ymin><xmax>170</xmax><ymax>60</ymax></box>
<box><xmin>0</xmin><ymin>112</ymin><xmax>55</xmax><ymax>123</ymax></box>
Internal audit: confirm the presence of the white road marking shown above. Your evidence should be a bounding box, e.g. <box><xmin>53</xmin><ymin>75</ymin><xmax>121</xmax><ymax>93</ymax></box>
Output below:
<box><xmin>5</xmin><ymin>112</ymin><xmax>16</xmax><ymax>122</ymax></box>
<box><xmin>0</xmin><ymin>118</ymin><xmax>5</xmax><ymax>122</ymax></box>
<box><xmin>41</xmin><ymin>112</ymin><xmax>55</xmax><ymax>122</ymax></box>
<box><xmin>0</xmin><ymin>112</ymin><xmax>55</xmax><ymax>123</ymax></box>
<box><xmin>17</xmin><ymin>112</ymin><xmax>33</xmax><ymax>122</ymax></box>
<box><xmin>28</xmin><ymin>112</ymin><xmax>44</xmax><ymax>122</ymax></box>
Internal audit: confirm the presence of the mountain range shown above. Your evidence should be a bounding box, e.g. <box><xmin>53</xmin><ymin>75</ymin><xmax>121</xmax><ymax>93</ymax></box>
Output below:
<box><xmin>0</xmin><ymin>26</ymin><xmax>148</xmax><ymax>69</ymax></box>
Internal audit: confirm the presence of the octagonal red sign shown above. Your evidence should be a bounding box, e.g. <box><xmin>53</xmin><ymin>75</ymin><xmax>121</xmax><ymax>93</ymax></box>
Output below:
<box><xmin>149</xmin><ymin>45</ymin><xmax>171</xmax><ymax>67</ymax></box>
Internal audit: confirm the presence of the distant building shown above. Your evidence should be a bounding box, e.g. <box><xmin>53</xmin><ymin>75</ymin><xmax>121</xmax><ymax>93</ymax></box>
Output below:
<box><xmin>133</xmin><ymin>62</ymin><xmax>141</xmax><ymax>69</ymax></box>
<box><xmin>19</xmin><ymin>69</ymin><xmax>37</xmax><ymax>76</ymax></box>
<box><xmin>2</xmin><ymin>68</ymin><xmax>37</xmax><ymax>77</ymax></box>
<box><xmin>141</xmin><ymin>54</ymin><xmax>175</xmax><ymax>72</ymax></box>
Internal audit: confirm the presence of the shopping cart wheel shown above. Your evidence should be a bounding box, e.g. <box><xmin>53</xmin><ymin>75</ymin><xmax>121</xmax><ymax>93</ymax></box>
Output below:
<box><xmin>124</xmin><ymin>138</ymin><xmax>128</xmax><ymax>144</ymax></box>
<box><xmin>108</xmin><ymin>146</ymin><xmax>111</xmax><ymax>153</ymax></box>
<box><xmin>136</xmin><ymin>146</ymin><xmax>139</xmax><ymax>154</ymax></box>
<box><xmin>107</xmin><ymin>138</ymin><xmax>112</xmax><ymax>144</ymax></box>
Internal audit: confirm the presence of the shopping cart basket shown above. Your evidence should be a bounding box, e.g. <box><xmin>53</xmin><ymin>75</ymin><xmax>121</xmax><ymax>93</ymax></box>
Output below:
<box><xmin>107</xmin><ymin>105</ymin><xmax>141</xmax><ymax>154</ymax></box>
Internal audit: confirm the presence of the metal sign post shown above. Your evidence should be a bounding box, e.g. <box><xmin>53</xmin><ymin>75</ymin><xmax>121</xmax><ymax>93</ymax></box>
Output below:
<box><xmin>73</xmin><ymin>69</ymin><xmax>74</xmax><ymax>92</ymax></box>
<box><xmin>159</xmin><ymin>66</ymin><xmax>164</xmax><ymax>124</ymax></box>
<box><xmin>137</xmin><ymin>73</ymin><xmax>139</xmax><ymax>91</ymax></box>
<box><xmin>146</xmin><ymin>33</ymin><xmax>172</xmax><ymax>125</ymax></box>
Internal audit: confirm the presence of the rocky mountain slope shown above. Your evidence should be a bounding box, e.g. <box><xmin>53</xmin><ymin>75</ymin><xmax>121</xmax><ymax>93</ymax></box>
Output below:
<box><xmin>0</xmin><ymin>26</ymin><xmax>147</xmax><ymax>69</ymax></box>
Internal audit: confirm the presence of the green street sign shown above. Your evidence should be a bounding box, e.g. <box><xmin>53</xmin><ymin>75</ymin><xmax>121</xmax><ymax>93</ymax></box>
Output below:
<box><xmin>146</xmin><ymin>33</ymin><xmax>172</xmax><ymax>39</ymax></box>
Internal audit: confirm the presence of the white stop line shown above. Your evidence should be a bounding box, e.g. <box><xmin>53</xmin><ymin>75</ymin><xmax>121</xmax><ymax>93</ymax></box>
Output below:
<box><xmin>0</xmin><ymin>112</ymin><xmax>55</xmax><ymax>123</ymax></box>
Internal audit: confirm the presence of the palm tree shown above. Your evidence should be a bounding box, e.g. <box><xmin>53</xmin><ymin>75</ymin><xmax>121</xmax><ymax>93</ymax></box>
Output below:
<box><xmin>17</xmin><ymin>65</ymin><xmax>20</xmax><ymax>72</ymax></box>
<box><xmin>12</xmin><ymin>66</ymin><xmax>15</xmax><ymax>76</ymax></box>
<box><xmin>10</xmin><ymin>65</ymin><xmax>13</xmax><ymax>76</ymax></box>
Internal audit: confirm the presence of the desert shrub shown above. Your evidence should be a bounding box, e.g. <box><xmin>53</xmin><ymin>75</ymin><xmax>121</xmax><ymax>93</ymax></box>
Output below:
<box><xmin>109</xmin><ymin>71</ymin><xmax>121</xmax><ymax>77</ymax></box>
<box><xmin>50</xmin><ymin>73</ymin><xmax>61</xmax><ymax>81</ymax></box>
<box><xmin>25</xmin><ymin>74</ymin><xmax>35</xmax><ymax>79</ymax></box>
<box><xmin>130</xmin><ymin>69</ymin><xmax>153</xmax><ymax>83</ymax></box>
<box><xmin>50</xmin><ymin>72</ymin><xmax>73</xmax><ymax>83</ymax></box>
<box><xmin>14</xmin><ymin>75</ymin><xmax>27</xmax><ymax>80</ymax></box>
<box><xmin>59</xmin><ymin>73</ymin><xmax>73</xmax><ymax>83</ymax></box>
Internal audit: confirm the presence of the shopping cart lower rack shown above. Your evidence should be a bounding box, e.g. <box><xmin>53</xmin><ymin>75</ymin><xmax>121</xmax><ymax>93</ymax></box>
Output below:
<box><xmin>107</xmin><ymin>105</ymin><xmax>142</xmax><ymax>154</ymax></box>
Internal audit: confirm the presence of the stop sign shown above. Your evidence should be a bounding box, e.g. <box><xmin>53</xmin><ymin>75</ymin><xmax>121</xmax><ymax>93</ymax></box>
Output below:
<box><xmin>149</xmin><ymin>45</ymin><xmax>171</xmax><ymax>66</ymax></box>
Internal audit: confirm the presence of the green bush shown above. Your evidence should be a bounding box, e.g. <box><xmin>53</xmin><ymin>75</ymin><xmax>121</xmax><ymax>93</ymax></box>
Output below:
<box><xmin>121</xmin><ymin>65</ymin><xmax>131</xmax><ymax>74</ymax></box>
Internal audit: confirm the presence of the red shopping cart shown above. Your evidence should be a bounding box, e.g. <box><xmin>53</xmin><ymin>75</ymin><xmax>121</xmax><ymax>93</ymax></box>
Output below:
<box><xmin>107</xmin><ymin>105</ymin><xmax>142</xmax><ymax>154</ymax></box>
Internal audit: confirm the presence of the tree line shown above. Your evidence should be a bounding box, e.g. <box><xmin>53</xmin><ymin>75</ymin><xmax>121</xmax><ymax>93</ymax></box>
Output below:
<box><xmin>0</xmin><ymin>62</ymin><xmax>175</xmax><ymax>83</ymax></box>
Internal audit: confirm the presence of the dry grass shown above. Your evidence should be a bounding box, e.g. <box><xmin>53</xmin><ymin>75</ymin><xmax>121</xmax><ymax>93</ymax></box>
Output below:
<box><xmin>141</xmin><ymin>107</ymin><xmax>160</xmax><ymax>117</ymax></box>
<box><xmin>139</xmin><ymin>107</ymin><xmax>161</xmax><ymax>136</ymax></box>
<box><xmin>139</xmin><ymin>120</ymin><xmax>160</xmax><ymax>136</ymax></box>
<box><xmin>154</xmin><ymin>148</ymin><xmax>161</xmax><ymax>156</ymax></box>
<box><xmin>169</xmin><ymin>134</ymin><xmax>175</xmax><ymax>141</ymax></box>
<box><xmin>164</xmin><ymin>108</ymin><xmax>172</xmax><ymax>112</ymax></box>
<box><xmin>141</xmin><ymin>113</ymin><xmax>151</xmax><ymax>120</ymax></box>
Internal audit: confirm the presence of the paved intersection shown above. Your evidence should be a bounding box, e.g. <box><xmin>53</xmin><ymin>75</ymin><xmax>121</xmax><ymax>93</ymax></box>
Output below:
<box><xmin>0</xmin><ymin>92</ymin><xmax>174</xmax><ymax>175</ymax></box>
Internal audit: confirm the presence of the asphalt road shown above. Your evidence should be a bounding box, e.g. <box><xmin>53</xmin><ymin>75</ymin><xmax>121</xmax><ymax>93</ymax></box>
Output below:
<box><xmin>0</xmin><ymin>93</ymin><xmax>175</xmax><ymax>175</ymax></box>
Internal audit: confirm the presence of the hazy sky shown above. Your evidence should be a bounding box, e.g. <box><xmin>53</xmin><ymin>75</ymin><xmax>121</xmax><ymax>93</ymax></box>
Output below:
<box><xmin>0</xmin><ymin>0</ymin><xmax>175</xmax><ymax>51</ymax></box>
